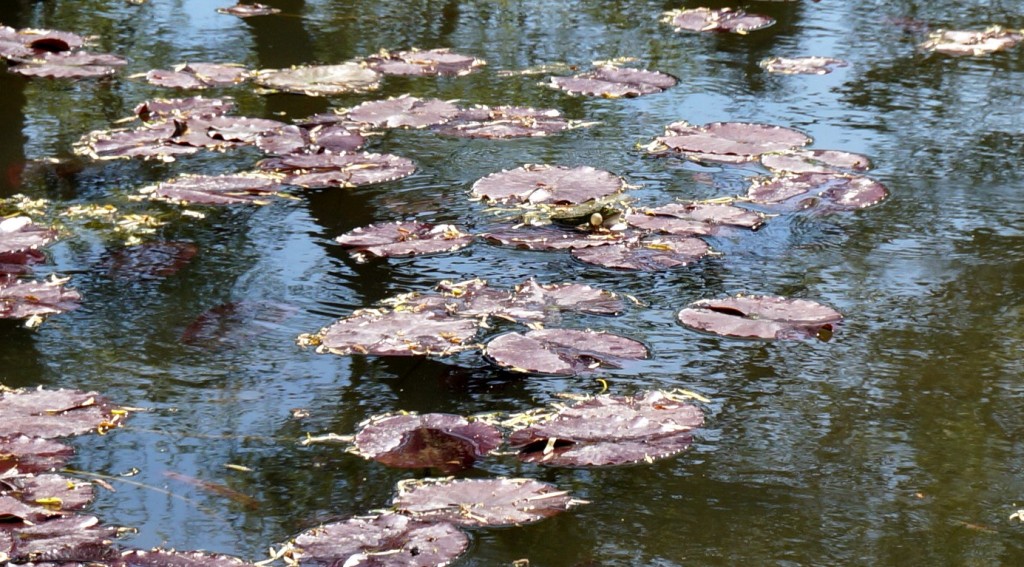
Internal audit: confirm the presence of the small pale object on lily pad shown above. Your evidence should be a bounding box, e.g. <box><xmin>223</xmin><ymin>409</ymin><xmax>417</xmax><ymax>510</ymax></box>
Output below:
<box><xmin>678</xmin><ymin>294</ymin><xmax>842</xmax><ymax>340</ymax></box>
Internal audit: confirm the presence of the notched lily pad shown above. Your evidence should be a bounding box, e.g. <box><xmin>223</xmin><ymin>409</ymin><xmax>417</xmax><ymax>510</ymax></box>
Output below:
<box><xmin>144</xmin><ymin>62</ymin><xmax>251</xmax><ymax>89</ymax></box>
<box><xmin>760</xmin><ymin>56</ymin><xmax>848</xmax><ymax>75</ymax></box>
<box><xmin>662</xmin><ymin>7</ymin><xmax>775</xmax><ymax>34</ymax></box>
<box><xmin>363</xmin><ymin>47</ymin><xmax>485</xmax><ymax>77</ymax></box>
<box><xmin>760</xmin><ymin>149</ymin><xmax>871</xmax><ymax>174</ymax></box>
<box><xmin>351</xmin><ymin>413</ymin><xmax>502</xmax><ymax>472</ymax></box>
<box><xmin>0</xmin><ymin>27</ymin><xmax>86</xmax><ymax>57</ymax></box>
<box><xmin>919</xmin><ymin>26</ymin><xmax>1024</xmax><ymax>56</ymax></box>
<box><xmin>472</xmin><ymin>164</ymin><xmax>626</xmax><ymax>206</ymax></box>
<box><xmin>547</xmin><ymin>66</ymin><xmax>676</xmax><ymax>98</ymax></box>
<box><xmin>571</xmin><ymin>234</ymin><xmax>709</xmax><ymax>271</ymax></box>
<box><xmin>624</xmin><ymin>202</ymin><xmax>765</xmax><ymax>236</ymax></box>
<box><xmin>256</xmin><ymin>123</ymin><xmax>364</xmax><ymax>155</ymax></box>
<box><xmin>0</xmin><ymin>387</ymin><xmax>123</xmax><ymax>439</ymax></box>
<box><xmin>75</xmin><ymin>121</ymin><xmax>200</xmax><ymax>162</ymax></box>
<box><xmin>11</xmin><ymin>51</ymin><xmax>127</xmax><ymax>79</ymax></box>
<box><xmin>0</xmin><ymin>275</ymin><xmax>81</xmax><ymax>321</ymax></box>
<box><xmin>509</xmin><ymin>390</ymin><xmax>703</xmax><ymax>467</ymax></box>
<box><xmin>307</xmin><ymin>308</ymin><xmax>480</xmax><ymax>357</ymax></box>
<box><xmin>286</xmin><ymin>512</ymin><xmax>468</xmax><ymax>567</ymax></box>
<box><xmin>254</xmin><ymin>63</ymin><xmax>381</xmax><ymax>96</ymax></box>
<box><xmin>142</xmin><ymin>173</ymin><xmax>284</xmax><ymax>206</ymax></box>
<box><xmin>746</xmin><ymin>172</ymin><xmax>889</xmax><ymax>210</ymax></box>
<box><xmin>257</xmin><ymin>152</ymin><xmax>416</xmax><ymax>188</ymax></box>
<box><xmin>435</xmin><ymin>105</ymin><xmax>575</xmax><ymax>139</ymax></box>
<box><xmin>335</xmin><ymin>221</ymin><xmax>474</xmax><ymax>259</ymax></box>
<box><xmin>216</xmin><ymin>3</ymin><xmax>281</xmax><ymax>18</ymax></box>
<box><xmin>678</xmin><ymin>295</ymin><xmax>842</xmax><ymax>340</ymax></box>
<box><xmin>647</xmin><ymin>121</ymin><xmax>811</xmax><ymax>163</ymax></box>
<box><xmin>392</xmin><ymin>477</ymin><xmax>583</xmax><ymax>527</ymax></box>
<box><xmin>345</xmin><ymin>95</ymin><xmax>460</xmax><ymax>129</ymax></box>
<box><xmin>485</xmin><ymin>328</ymin><xmax>648</xmax><ymax>375</ymax></box>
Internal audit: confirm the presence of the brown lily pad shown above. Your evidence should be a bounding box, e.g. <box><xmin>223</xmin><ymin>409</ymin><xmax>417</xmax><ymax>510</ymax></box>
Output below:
<box><xmin>287</xmin><ymin>512</ymin><xmax>468</xmax><ymax>567</ymax></box>
<box><xmin>760</xmin><ymin>149</ymin><xmax>872</xmax><ymax>174</ymax></box>
<box><xmin>760</xmin><ymin>56</ymin><xmax>848</xmax><ymax>75</ymax></box>
<box><xmin>471</xmin><ymin>164</ymin><xmax>626</xmax><ymax>206</ymax></box>
<box><xmin>144</xmin><ymin>62</ymin><xmax>251</xmax><ymax>89</ymax></box>
<box><xmin>351</xmin><ymin>412</ymin><xmax>502</xmax><ymax>472</ymax></box>
<box><xmin>142</xmin><ymin>173</ymin><xmax>284</xmax><ymax>205</ymax></box>
<box><xmin>254</xmin><ymin>63</ymin><xmax>381</xmax><ymax>96</ymax></box>
<box><xmin>74</xmin><ymin>121</ymin><xmax>201</xmax><ymax>162</ymax></box>
<box><xmin>134</xmin><ymin>96</ymin><xmax>236</xmax><ymax>122</ymax></box>
<box><xmin>649</xmin><ymin>121</ymin><xmax>811</xmax><ymax>163</ymax></box>
<box><xmin>1</xmin><ymin>473</ymin><xmax>94</xmax><ymax>511</ymax></box>
<box><xmin>335</xmin><ymin>221</ymin><xmax>474</xmax><ymax>259</ymax></box>
<box><xmin>257</xmin><ymin>152</ymin><xmax>416</xmax><ymax>188</ymax></box>
<box><xmin>0</xmin><ymin>276</ymin><xmax>81</xmax><ymax>320</ymax></box>
<box><xmin>0</xmin><ymin>217</ymin><xmax>57</xmax><ymax>271</ymax></box>
<box><xmin>919</xmin><ymin>26</ymin><xmax>1024</xmax><ymax>56</ymax></box>
<box><xmin>435</xmin><ymin>105</ymin><xmax>573</xmax><ymax>139</ymax></box>
<box><xmin>678</xmin><ymin>295</ymin><xmax>842</xmax><ymax>340</ymax></box>
<box><xmin>119</xmin><ymin>548</ymin><xmax>258</xmax><ymax>566</ymax></box>
<box><xmin>547</xmin><ymin>66</ymin><xmax>676</xmax><ymax>98</ymax></box>
<box><xmin>624</xmin><ymin>202</ymin><xmax>765</xmax><ymax>236</ymax></box>
<box><xmin>481</xmin><ymin>224</ymin><xmax>627</xmax><ymax>251</ymax></box>
<box><xmin>0</xmin><ymin>436</ymin><xmax>75</xmax><ymax>474</ymax></box>
<box><xmin>0</xmin><ymin>388</ymin><xmax>122</xmax><ymax>439</ymax></box>
<box><xmin>571</xmin><ymin>234</ymin><xmax>709</xmax><ymax>271</ymax></box>
<box><xmin>392</xmin><ymin>477</ymin><xmax>582</xmax><ymax>527</ymax></box>
<box><xmin>363</xmin><ymin>47</ymin><xmax>485</xmax><ymax>77</ymax></box>
<box><xmin>309</xmin><ymin>308</ymin><xmax>480</xmax><ymax>357</ymax></box>
<box><xmin>662</xmin><ymin>7</ymin><xmax>775</xmax><ymax>34</ymax></box>
<box><xmin>346</xmin><ymin>95</ymin><xmax>460</xmax><ymax>129</ymax></box>
<box><xmin>11</xmin><ymin>51</ymin><xmax>126</xmax><ymax>79</ymax></box>
<box><xmin>746</xmin><ymin>172</ymin><xmax>889</xmax><ymax>210</ymax></box>
<box><xmin>485</xmin><ymin>328</ymin><xmax>648</xmax><ymax>375</ymax></box>
<box><xmin>255</xmin><ymin>123</ymin><xmax>364</xmax><ymax>155</ymax></box>
<box><xmin>216</xmin><ymin>3</ymin><xmax>281</xmax><ymax>18</ymax></box>
<box><xmin>3</xmin><ymin>514</ymin><xmax>120</xmax><ymax>565</ymax></box>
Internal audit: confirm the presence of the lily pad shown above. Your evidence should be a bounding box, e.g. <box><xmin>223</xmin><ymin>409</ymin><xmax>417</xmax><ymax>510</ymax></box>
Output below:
<box><xmin>309</xmin><ymin>308</ymin><xmax>480</xmax><ymax>357</ymax></box>
<box><xmin>919</xmin><ymin>26</ymin><xmax>1024</xmax><ymax>56</ymax></box>
<box><xmin>0</xmin><ymin>388</ymin><xmax>120</xmax><ymax>439</ymax></box>
<box><xmin>75</xmin><ymin>121</ymin><xmax>200</xmax><ymax>162</ymax></box>
<box><xmin>571</xmin><ymin>234</ymin><xmax>709</xmax><ymax>271</ymax></box>
<box><xmin>649</xmin><ymin>121</ymin><xmax>812</xmax><ymax>163</ymax></box>
<box><xmin>677</xmin><ymin>295</ymin><xmax>842</xmax><ymax>340</ymax></box>
<box><xmin>746</xmin><ymin>172</ymin><xmax>889</xmax><ymax>210</ymax></box>
<box><xmin>216</xmin><ymin>3</ymin><xmax>281</xmax><ymax>18</ymax></box>
<box><xmin>0</xmin><ymin>436</ymin><xmax>75</xmax><ymax>474</ymax></box>
<box><xmin>257</xmin><ymin>152</ymin><xmax>416</xmax><ymax>188</ymax></box>
<box><xmin>346</xmin><ymin>96</ymin><xmax>460</xmax><ymax>129</ymax></box>
<box><xmin>363</xmin><ymin>47</ymin><xmax>485</xmax><ymax>77</ymax></box>
<box><xmin>482</xmin><ymin>224</ymin><xmax>626</xmax><ymax>251</ymax></box>
<box><xmin>436</xmin><ymin>278</ymin><xmax>626</xmax><ymax>320</ymax></box>
<box><xmin>351</xmin><ymin>412</ymin><xmax>502</xmax><ymax>471</ymax></box>
<box><xmin>547</xmin><ymin>66</ymin><xmax>676</xmax><ymax>98</ymax></box>
<box><xmin>624</xmin><ymin>202</ymin><xmax>765</xmax><ymax>235</ymax></box>
<box><xmin>0</xmin><ymin>276</ymin><xmax>81</xmax><ymax>320</ymax></box>
<box><xmin>0</xmin><ymin>217</ymin><xmax>57</xmax><ymax>271</ymax></box>
<box><xmin>142</xmin><ymin>173</ymin><xmax>284</xmax><ymax>206</ymax></box>
<box><xmin>760</xmin><ymin>149</ymin><xmax>872</xmax><ymax>174</ymax></box>
<box><xmin>509</xmin><ymin>391</ymin><xmax>703</xmax><ymax>466</ymax></box>
<box><xmin>254</xmin><ymin>63</ymin><xmax>381</xmax><ymax>96</ymax></box>
<box><xmin>1</xmin><ymin>473</ymin><xmax>94</xmax><ymax>511</ymax></box>
<box><xmin>119</xmin><ymin>548</ymin><xmax>258</xmax><ymax>566</ymax></box>
<box><xmin>11</xmin><ymin>51</ymin><xmax>127</xmax><ymax>79</ymax></box>
<box><xmin>760</xmin><ymin>56</ymin><xmax>848</xmax><ymax>75</ymax></box>
<box><xmin>255</xmin><ymin>123</ymin><xmax>364</xmax><ymax>155</ymax></box>
<box><xmin>392</xmin><ymin>477</ymin><xmax>582</xmax><ymax>527</ymax></box>
<box><xmin>287</xmin><ymin>512</ymin><xmax>468</xmax><ymax>567</ymax></box>
<box><xmin>144</xmin><ymin>62</ymin><xmax>251</xmax><ymax>89</ymax></box>
<box><xmin>662</xmin><ymin>7</ymin><xmax>775</xmax><ymax>34</ymax></box>
<box><xmin>134</xmin><ymin>96</ymin><xmax>235</xmax><ymax>122</ymax></box>
<box><xmin>2</xmin><ymin>514</ymin><xmax>120</xmax><ymax>565</ymax></box>
<box><xmin>485</xmin><ymin>328</ymin><xmax>648</xmax><ymax>375</ymax></box>
<box><xmin>335</xmin><ymin>221</ymin><xmax>474</xmax><ymax>259</ymax></box>
<box><xmin>435</xmin><ymin>105</ymin><xmax>573</xmax><ymax>139</ymax></box>
<box><xmin>471</xmin><ymin>164</ymin><xmax>626</xmax><ymax>206</ymax></box>
<box><xmin>101</xmin><ymin>241</ymin><xmax>198</xmax><ymax>280</ymax></box>
<box><xmin>0</xmin><ymin>27</ymin><xmax>86</xmax><ymax>56</ymax></box>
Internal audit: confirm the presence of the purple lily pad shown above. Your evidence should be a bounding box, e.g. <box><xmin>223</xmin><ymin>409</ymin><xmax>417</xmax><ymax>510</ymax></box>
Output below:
<box><xmin>624</xmin><ymin>202</ymin><xmax>765</xmax><ymax>236</ymax></box>
<box><xmin>288</xmin><ymin>512</ymin><xmax>468</xmax><ymax>567</ymax></box>
<box><xmin>11</xmin><ymin>51</ymin><xmax>126</xmax><ymax>79</ymax></box>
<box><xmin>472</xmin><ymin>164</ymin><xmax>626</xmax><ymax>206</ymax></box>
<box><xmin>482</xmin><ymin>224</ymin><xmax>627</xmax><ymax>251</ymax></box>
<box><xmin>351</xmin><ymin>412</ymin><xmax>502</xmax><ymax>472</ymax></box>
<box><xmin>335</xmin><ymin>221</ymin><xmax>474</xmax><ymax>259</ymax></box>
<box><xmin>760</xmin><ymin>56</ymin><xmax>848</xmax><ymax>75</ymax></box>
<box><xmin>134</xmin><ymin>96</ymin><xmax>235</xmax><ymax>122</ymax></box>
<box><xmin>746</xmin><ymin>172</ymin><xmax>889</xmax><ymax>210</ymax></box>
<box><xmin>256</xmin><ymin>123</ymin><xmax>365</xmax><ymax>155</ymax></box>
<box><xmin>0</xmin><ymin>276</ymin><xmax>81</xmax><ymax>320</ymax></box>
<box><xmin>436</xmin><ymin>278</ymin><xmax>626</xmax><ymax>320</ymax></box>
<box><xmin>3</xmin><ymin>514</ymin><xmax>120</xmax><ymax>565</ymax></box>
<box><xmin>311</xmin><ymin>308</ymin><xmax>480</xmax><ymax>357</ymax></box>
<box><xmin>144</xmin><ymin>62</ymin><xmax>251</xmax><ymax>89</ymax></box>
<box><xmin>547</xmin><ymin>66</ymin><xmax>676</xmax><ymax>98</ymax></box>
<box><xmin>346</xmin><ymin>96</ymin><xmax>460</xmax><ymax>129</ymax></box>
<box><xmin>0</xmin><ymin>217</ymin><xmax>57</xmax><ymax>270</ymax></box>
<box><xmin>3</xmin><ymin>27</ymin><xmax>86</xmax><ymax>54</ymax></box>
<box><xmin>100</xmin><ymin>241</ymin><xmax>198</xmax><ymax>280</ymax></box>
<box><xmin>216</xmin><ymin>3</ymin><xmax>281</xmax><ymax>18</ymax></box>
<box><xmin>435</xmin><ymin>105</ymin><xmax>572</xmax><ymax>139</ymax></box>
<box><xmin>651</xmin><ymin>121</ymin><xmax>812</xmax><ymax>163</ymax></box>
<box><xmin>678</xmin><ymin>295</ymin><xmax>843</xmax><ymax>340</ymax></box>
<box><xmin>509</xmin><ymin>390</ymin><xmax>703</xmax><ymax>467</ymax></box>
<box><xmin>119</xmin><ymin>548</ymin><xmax>258</xmax><ymax>566</ymax></box>
<box><xmin>919</xmin><ymin>26</ymin><xmax>1024</xmax><ymax>56</ymax></box>
<box><xmin>143</xmin><ymin>173</ymin><xmax>284</xmax><ymax>206</ymax></box>
<box><xmin>363</xmin><ymin>47</ymin><xmax>485</xmax><ymax>77</ymax></box>
<box><xmin>760</xmin><ymin>149</ymin><xmax>872</xmax><ymax>174</ymax></box>
<box><xmin>571</xmin><ymin>234</ymin><xmax>709</xmax><ymax>271</ymax></box>
<box><xmin>662</xmin><ymin>7</ymin><xmax>775</xmax><ymax>34</ymax></box>
<box><xmin>254</xmin><ymin>63</ymin><xmax>381</xmax><ymax>96</ymax></box>
<box><xmin>75</xmin><ymin>121</ymin><xmax>200</xmax><ymax>162</ymax></box>
<box><xmin>0</xmin><ymin>436</ymin><xmax>75</xmax><ymax>474</ymax></box>
<box><xmin>392</xmin><ymin>477</ymin><xmax>582</xmax><ymax>527</ymax></box>
<box><xmin>1</xmin><ymin>473</ymin><xmax>95</xmax><ymax>511</ymax></box>
<box><xmin>0</xmin><ymin>388</ymin><xmax>121</xmax><ymax>439</ymax></box>
<box><xmin>485</xmin><ymin>328</ymin><xmax>648</xmax><ymax>375</ymax></box>
<box><xmin>257</xmin><ymin>152</ymin><xmax>416</xmax><ymax>188</ymax></box>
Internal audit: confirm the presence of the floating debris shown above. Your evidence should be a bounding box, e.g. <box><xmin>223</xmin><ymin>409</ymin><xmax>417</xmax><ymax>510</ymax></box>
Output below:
<box><xmin>571</xmin><ymin>234</ymin><xmax>709</xmax><ymax>271</ymax></box>
<box><xmin>143</xmin><ymin>62</ymin><xmax>251</xmax><ymax>89</ymax></box>
<box><xmin>216</xmin><ymin>3</ymin><xmax>281</xmax><ymax>18</ymax></box>
<box><xmin>760</xmin><ymin>149</ymin><xmax>872</xmax><ymax>174</ymax></box>
<box><xmin>257</xmin><ymin>151</ymin><xmax>416</xmax><ymax>188</ymax></box>
<box><xmin>760</xmin><ymin>56</ymin><xmax>848</xmax><ymax>75</ymax></box>
<box><xmin>472</xmin><ymin>164</ymin><xmax>627</xmax><ymax>206</ymax></box>
<box><xmin>435</xmin><ymin>105</ymin><xmax>576</xmax><ymax>139</ymax></box>
<box><xmin>345</xmin><ymin>95</ymin><xmax>460</xmax><ymax>129</ymax></box>
<box><xmin>363</xmin><ymin>47</ymin><xmax>485</xmax><ymax>77</ymax></box>
<box><xmin>335</xmin><ymin>221</ymin><xmax>474</xmax><ymax>259</ymax></box>
<box><xmin>0</xmin><ymin>275</ymin><xmax>81</xmax><ymax>322</ymax></box>
<box><xmin>254</xmin><ymin>62</ymin><xmax>381</xmax><ymax>96</ymax></box>
<box><xmin>351</xmin><ymin>412</ymin><xmax>502</xmax><ymax>471</ymax></box>
<box><xmin>546</xmin><ymin>66</ymin><xmax>677</xmax><ymax>98</ymax></box>
<box><xmin>662</xmin><ymin>7</ymin><xmax>775</xmax><ymax>34</ymax></box>
<box><xmin>303</xmin><ymin>308</ymin><xmax>480</xmax><ymax>357</ymax></box>
<box><xmin>392</xmin><ymin>477</ymin><xmax>584</xmax><ymax>527</ymax></box>
<box><xmin>100</xmin><ymin>241</ymin><xmax>198</xmax><ymax>280</ymax></box>
<box><xmin>624</xmin><ymin>202</ymin><xmax>765</xmax><ymax>236</ymax></box>
<box><xmin>509</xmin><ymin>390</ymin><xmax>703</xmax><ymax>466</ymax></box>
<box><xmin>141</xmin><ymin>173</ymin><xmax>284</xmax><ymax>206</ymax></box>
<box><xmin>485</xmin><ymin>328</ymin><xmax>648</xmax><ymax>375</ymax></box>
<box><xmin>919</xmin><ymin>26</ymin><xmax>1024</xmax><ymax>56</ymax></box>
<box><xmin>646</xmin><ymin>121</ymin><xmax>811</xmax><ymax>163</ymax></box>
<box><xmin>678</xmin><ymin>295</ymin><xmax>843</xmax><ymax>340</ymax></box>
<box><xmin>746</xmin><ymin>172</ymin><xmax>889</xmax><ymax>211</ymax></box>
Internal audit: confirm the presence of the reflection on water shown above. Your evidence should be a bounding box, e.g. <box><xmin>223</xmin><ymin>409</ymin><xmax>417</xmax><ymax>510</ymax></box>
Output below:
<box><xmin>3</xmin><ymin>0</ymin><xmax>1024</xmax><ymax>564</ymax></box>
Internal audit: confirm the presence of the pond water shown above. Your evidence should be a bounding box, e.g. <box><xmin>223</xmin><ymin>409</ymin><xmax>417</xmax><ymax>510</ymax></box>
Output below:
<box><xmin>3</xmin><ymin>0</ymin><xmax>1024</xmax><ymax>564</ymax></box>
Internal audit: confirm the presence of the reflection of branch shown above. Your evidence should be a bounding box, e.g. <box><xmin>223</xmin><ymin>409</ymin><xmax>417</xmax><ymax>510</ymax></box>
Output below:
<box><xmin>62</xmin><ymin>467</ymin><xmax>226</xmax><ymax>521</ymax></box>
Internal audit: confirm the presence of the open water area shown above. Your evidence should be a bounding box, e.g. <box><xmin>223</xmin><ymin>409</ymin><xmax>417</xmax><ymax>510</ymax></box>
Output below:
<box><xmin>2</xmin><ymin>0</ymin><xmax>1024</xmax><ymax>565</ymax></box>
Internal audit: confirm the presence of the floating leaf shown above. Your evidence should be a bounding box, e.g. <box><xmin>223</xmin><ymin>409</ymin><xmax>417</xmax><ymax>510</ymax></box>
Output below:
<box><xmin>11</xmin><ymin>51</ymin><xmax>127</xmax><ymax>79</ymax></box>
<box><xmin>0</xmin><ymin>388</ymin><xmax>120</xmax><ymax>439</ymax></box>
<box><xmin>547</xmin><ymin>66</ymin><xmax>676</xmax><ymax>98</ymax></box>
<box><xmin>100</xmin><ymin>241</ymin><xmax>198</xmax><ymax>280</ymax></box>
<box><xmin>435</xmin><ymin>105</ymin><xmax>573</xmax><ymax>139</ymax></box>
<box><xmin>746</xmin><ymin>172</ymin><xmax>889</xmax><ymax>210</ymax></box>
<box><xmin>1</xmin><ymin>473</ymin><xmax>94</xmax><ymax>511</ymax></box>
<box><xmin>509</xmin><ymin>391</ymin><xmax>703</xmax><ymax>466</ymax></box>
<box><xmin>649</xmin><ymin>121</ymin><xmax>811</xmax><ymax>163</ymax></box>
<box><xmin>363</xmin><ymin>47</ymin><xmax>485</xmax><ymax>77</ymax></box>
<box><xmin>919</xmin><ymin>26</ymin><xmax>1024</xmax><ymax>56</ymax></box>
<box><xmin>571</xmin><ymin>234</ymin><xmax>709</xmax><ymax>271</ymax></box>
<box><xmin>0</xmin><ymin>436</ymin><xmax>75</xmax><ymax>474</ymax></box>
<box><xmin>255</xmin><ymin>123</ymin><xmax>364</xmax><ymax>155</ymax></box>
<box><xmin>662</xmin><ymin>7</ymin><xmax>775</xmax><ymax>34</ymax></box>
<box><xmin>678</xmin><ymin>295</ymin><xmax>843</xmax><ymax>340</ymax></box>
<box><xmin>120</xmin><ymin>548</ymin><xmax>257</xmax><ymax>566</ymax></box>
<box><xmin>760</xmin><ymin>56</ymin><xmax>848</xmax><ymax>75</ymax></box>
<box><xmin>0</xmin><ymin>26</ymin><xmax>86</xmax><ymax>56</ymax></box>
<box><xmin>310</xmin><ymin>309</ymin><xmax>480</xmax><ymax>357</ymax></box>
<box><xmin>144</xmin><ymin>62</ymin><xmax>251</xmax><ymax>89</ymax></box>
<box><xmin>216</xmin><ymin>3</ymin><xmax>281</xmax><ymax>18</ymax></box>
<box><xmin>485</xmin><ymin>328</ymin><xmax>648</xmax><ymax>375</ymax></box>
<box><xmin>481</xmin><ymin>224</ymin><xmax>626</xmax><ymax>251</ymax></box>
<box><xmin>75</xmin><ymin>121</ymin><xmax>200</xmax><ymax>162</ymax></box>
<box><xmin>3</xmin><ymin>514</ymin><xmax>120</xmax><ymax>564</ymax></box>
<box><xmin>346</xmin><ymin>95</ymin><xmax>460</xmax><ymax>129</ymax></box>
<box><xmin>351</xmin><ymin>413</ymin><xmax>502</xmax><ymax>471</ymax></box>
<box><xmin>254</xmin><ymin>63</ymin><xmax>381</xmax><ymax>96</ymax></box>
<box><xmin>287</xmin><ymin>512</ymin><xmax>468</xmax><ymax>567</ymax></box>
<box><xmin>760</xmin><ymin>149</ymin><xmax>872</xmax><ymax>174</ymax></box>
<box><xmin>0</xmin><ymin>217</ymin><xmax>57</xmax><ymax>272</ymax></box>
<box><xmin>0</xmin><ymin>276</ymin><xmax>81</xmax><ymax>320</ymax></box>
<box><xmin>472</xmin><ymin>164</ymin><xmax>626</xmax><ymax>206</ymax></box>
<box><xmin>257</xmin><ymin>152</ymin><xmax>416</xmax><ymax>188</ymax></box>
<box><xmin>134</xmin><ymin>96</ymin><xmax>235</xmax><ymax>122</ymax></box>
<box><xmin>435</xmin><ymin>278</ymin><xmax>626</xmax><ymax>320</ymax></box>
<box><xmin>624</xmin><ymin>202</ymin><xmax>765</xmax><ymax>235</ymax></box>
<box><xmin>335</xmin><ymin>221</ymin><xmax>474</xmax><ymax>258</ymax></box>
<box><xmin>393</xmin><ymin>477</ymin><xmax>582</xmax><ymax>527</ymax></box>
<box><xmin>142</xmin><ymin>173</ymin><xmax>284</xmax><ymax>206</ymax></box>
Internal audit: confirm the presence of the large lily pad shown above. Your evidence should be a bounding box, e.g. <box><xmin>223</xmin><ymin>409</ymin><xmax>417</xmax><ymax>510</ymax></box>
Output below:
<box><xmin>624</xmin><ymin>202</ymin><xmax>765</xmax><ymax>236</ymax></box>
<box><xmin>134</xmin><ymin>96</ymin><xmax>235</xmax><ymax>122</ymax></box>
<box><xmin>255</xmin><ymin>123</ymin><xmax>364</xmax><ymax>155</ymax></box>
<box><xmin>760</xmin><ymin>149</ymin><xmax>872</xmax><ymax>174</ymax></box>
<box><xmin>746</xmin><ymin>172</ymin><xmax>889</xmax><ymax>210</ymax></box>
<box><xmin>760</xmin><ymin>56</ymin><xmax>848</xmax><ymax>75</ymax></box>
<box><xmin>142</xmin><ymin>173</ymin><xmax>284</xmax><ymax>206</ymax></box>
<box><xmin>571</xmin><ymin>234</ymin><xmax>709</xmax><ymax>271</ymax></box>
<box><xmin>392</xmin><ymin>477</ymin><xmax>582</xmax><ymax>527</ymax></box>
<box><xmin>254</xmin><ymin>63</ymin><xmax>381</xmax><ymax>96</ymax></box>
<box><xmin>482</xmin><ymin>224</ymin><xmax>626</xmax><ymax>251</ymax></box>
<box><xmin>11</xmin><ymin>51</ymin><xmax>127</xmax><ymax>79</ymax></box>
<box><xmin>351</xmin><ymin>412</ymin><xmax>502</xmax><ymax>471</ymax></box>
<box><xmin>0</xmin><ymin>276</ymin><xmax>81</xmax><ymax>320</ymax></box>
<box><xmin>0</xmin><ymin>217</ymin><xmax>56</xmax><ymax>271</ymax></box>
<box><xmin>678</xmin><ymin>295</ymin><xmax>842</xmax><ymax>340</ymax></box>
<box><xmin>346</xmin><ymin>96</ymin><xmax>460</xmax><ymax>129</ymax></box>
<box><xmin>919</xmin><ymin>26</ymin><xmax>1024</xmax><ymax>56</ymax></box>
<box><xmin>547</xmin><ymin>66</ymin><xmax>676</xmax><ymax>98</ymax></box>
<box><xmin>485</xmin><ymin>328</ymin><xmax>648</xmax><ymax>375</ymax></box>
<box><xmin>471</xmin><ymin>164</ymin><xmax>626</xmax><ymax>206</ymax></box>
<box><xmin>286</xmin><ymin>512</ymin><xmax>468</xmax><ymax>567</ymax></box>
<box><xmin>335</xmin><ymin>221</ymin><xmax>474</xmax><ymax>259</ymax></box>
<box><xmin>648</xmin><ymin>121</ymin><xmax>812</xmax><ymax>163</ymax></box>
<box><xmin>509</xmin><ymin>391</ymin><xmax>703</xmax><ymax>467</ymax></box>
<box><xmin>308</xmin><ymin>308</ymin><xmax>480</xmax><ymax>357</ymax></box>
<box><xmin>363</xmin><ymin>47</ymin><xmax>485</xmax><ymax>77</ymax></box>
<box><xmin>0</xmin><ymin>436</ymin><xmax>75</xmax><ymax>474</ymax></box>
<box><xmin>144</xmin><ymin>62</ymin><xmax>251</xmax><ymax>89</ymax></box>
<box><xmin>0</xmin><ymin>388</ymin><xmax>121</xmax><ymax>439</ymax></box>
<box><xmin>0</xmin><ymin>26</ymin><xmax>86</xmax><ymax>57</ymax></box>
<box><xmin>435</xmin><ymin>105</ymin><xmax>574</xmax><ymax>139</ymax></box>
<box><xmin>119</xmin><ymin>548</ymin><xmax>258</xmax><ymax>566</ymax></box>
<box><xmin>662</xmin><ymin>7</ymin><xmax>775</xmax><ymax>34</ymax></box>
<box><xmin>257</xmin><ymin>152</ymin><xmax>416</xmax><ymax>188</ymax></box>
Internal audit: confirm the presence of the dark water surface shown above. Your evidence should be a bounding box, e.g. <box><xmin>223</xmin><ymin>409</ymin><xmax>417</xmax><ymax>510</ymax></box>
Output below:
<box><xmin>3</xmin><ymin>0</ymin><xmax>1024</xmax><ymax>565</ymax></box>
